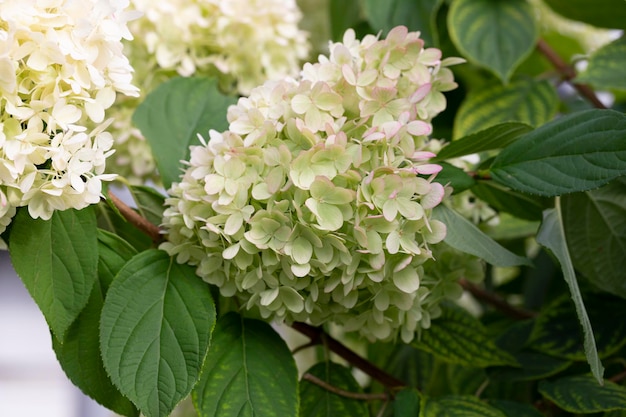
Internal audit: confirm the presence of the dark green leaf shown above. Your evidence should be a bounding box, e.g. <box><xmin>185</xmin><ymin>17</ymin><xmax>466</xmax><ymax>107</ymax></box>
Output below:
<box><xmin>577</xmin><ymin>37</ymin><xmax>626</xmax><ymax>90</ymax></box>
<box><xmin>300</xmin><ymin>362</ymin><xmax>369</xmax><ymax>417</ymax></box>
<box><xmin>492</xmin><ymin>109</ymin><xmax>626</xmax><ymax>196</ymax></box>
<box><xmin>329</xmin><ymin>0</ymin><xmax>365</xmax><ymax>41</ymax></box>
<box><xmin>490</xmin><ymin>351</ymin><xmax>571</xmax><ymax>382</ymax></box>
<box><xmin>536</xmin><ymin>206</ymin><xmax>604</xmax><ymax>382</ymax></box>
<box><xmin>100</xmin><ymin>250</ymin><xmax>215</xmax><ymax>417</ymax></box>
<box><xmin>562</xmin><ymin>179</ymin><xmax>626</xmax><ymax>298</ymax></box>
<box><xmin>368</xmin><ymin>342</ymin><xmax>434</xmax><ymax>390</ymax></box>
<box><xmin>447</xmin><ymin>0</ymin><xmax>537</xmax><ymax>82</ymax></box>
<box><xmin>433</xmin><ymin>162</ymin><xmax>476</xmax><ymax>194</ymax></box>
<box><xmin>54</xmin><ymin>231</ymin><xmax>139</xmax><ymax>417</ymax></box>
<box><xmin>453</xmin><ymin>79</ymin><xmax>558</xmax><ymax>139</ymax></box>
<box><xmin>471</xmin><ymin>181</ymin><xmax>548</xmax><ymax>221</ymax></box>
<box><xmin>97</xmin><ymin>202</ymin><xmax>152</xmax><ymax>252</ymax></box>
<box><xmin>543</xmin><ymin>0</ymin><xmax>626</xmax><ymax>29</ymax></box>
<box><xmin>423</xmin><ymin>395</ymin><xmax>506</xmax><ymax>417</ymax></box>
<box><xmin>394</xmin><ymin>389</ymin><xmax>421</xmax><ymax>417</ymax></box>
<box><xmin>488</xmin><ymin>400</ymin><xmax>544</xmax><ymax>417</ymax></box>
<box><xmin>527</xmin><ymin>295</ymin><xmax>626</xmax><ymax>361</ymax></box>
<box><xmin>129</xmin><ymin>185</ymin><xmax>166</xmax><ymax>227</ymax></box>
<box><xmin>414</xmin><ymin>305</ymin><xmax>518</xmax><ymax>367</ymax></box>
<box><xmin>193</xmin><ymin>312</ymin><xmax>298</xmax><ymax>417</ymax></box>
<box><xmin>9</xmin><ymin>207</ymin><xmax>98</xmax><ymax>340</ymax></box>
<box><xmin>363</xmin><ymin>0</ymin><xmax>443</xmax><ymax>46</ymax></box>
<box><xmin>133</xmin><ymin>77</ymin><xmax>237</xmax><ymax>189</ymax></box>
<box><xmin>436</xmin><ymin>122</ymin><xmax>532</xmax><ymax>160</ymax></box>
<box><xmin>539</xmin><ymin>375</ymin><xmax>626</xmax><ymax>413</ymax></box>
<box><xmin>432</xmin><ymin>205</ymin><xmax>532</xmax><ymax>267</ymax></box>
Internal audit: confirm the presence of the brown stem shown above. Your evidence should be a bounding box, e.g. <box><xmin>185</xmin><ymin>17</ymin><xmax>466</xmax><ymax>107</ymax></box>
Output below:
<box><xmin>536</xmin><ymin>39</ymin><xmax>607</xmax><ymax>109</ymax></box>
<box><xmin>609</xmin><ymin>368</ymin><xmax>626</xmax><ymax>383</ymax></box>
<box><xmin>107</xmin><ymin>190</ymin><xmax>162</xmax><ymax>244</ymax></box>
<box><xmin>291</xmin><ymin>322</ymin><xmax>405</xmax><ymax>390</ymax></box>
<box><xmin>460</xmin><ymin>279</ymin><xmax>536</xmax><ymax>320</ymax></box>
<box><xmin>302</xmin><ymin>373</ymin><xmax>389</xmax><ymax>401</ymax></box>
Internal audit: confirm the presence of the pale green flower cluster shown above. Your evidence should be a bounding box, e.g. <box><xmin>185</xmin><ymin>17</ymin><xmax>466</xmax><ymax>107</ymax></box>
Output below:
<box><xmin>162</xmin><ymin>27</ymin><xmax>463</xmax><ymax>342</ymax></box>
<box><xmin>0</xmin><ymin>0</ymin><xmax>139</xmax><ymax>223</ymax></box>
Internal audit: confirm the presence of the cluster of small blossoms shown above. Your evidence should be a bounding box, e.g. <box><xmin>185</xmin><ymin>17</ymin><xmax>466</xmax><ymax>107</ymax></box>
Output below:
<box><xmin>107</xmin><ymin>0</ymin><xmax>310</xmax><ymax>183</ymax></box>
<box><xmin>161</xmin><ymin>27</ymin><xmax>464</xmax><ymax>342</ymax></box>
<box><xmin>0</xmin><ymin>0</ymin><xmax>139</xmax><ymax>225</ymax></box>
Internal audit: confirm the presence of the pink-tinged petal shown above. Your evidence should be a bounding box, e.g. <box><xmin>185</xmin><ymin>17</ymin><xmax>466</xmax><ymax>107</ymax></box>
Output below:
<box><xmin>342</xmin><ymin>64</ymin><xmax>357</xmax><ymax>85</ymax></box>
<box><xmin>411</xmin><ymin>151</ymin><xmax>437</xmax><ymax>161</ymax></box>
<box><xmin>407</xmin><ymin>120</ymin><xmax>432</xmax><ymax>136</ymax></box>
<box><xmin>291</xmin><ymin>94</ymin><xmax>311</xmax><ymax>114</ymax></box>
<box><xmin>420</xmin><ymin>48</ymin><xmax>442</xmax><ymax>65</ymax></box>
<box><xmin>415</xmin><ymin>164</ymin><xmax>442</xmax><ymax>175</ymax></box>
<box><xmin>410</xmin><ymin>83</ymin><xmax>431</xmax><ymax>103</ymax></box>
<box><xmin>421</xmin><ymin>182</ymin><xmax>445</xmax><ymax>209</ymax></box>
<box><xmin>381</xmin><ymin>121</ymin><xmax>402</xmax><ymax>138</ymax></box>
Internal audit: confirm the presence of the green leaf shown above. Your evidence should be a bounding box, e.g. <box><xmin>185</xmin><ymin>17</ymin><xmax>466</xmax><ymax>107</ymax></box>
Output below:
<box><xmin>536</xmin><ymin>204</ymin><xmax>604</xmax><ymax>383</ymax></box>
<box><xmin>490</xmin><ymin>351</ymin><xmax>571</xmax><ymax>382</ymax></box>
<box><xmin>129</xmin><ymin>185</ymin><xmax>166</xmax><ymax>227</ymax></box>
<box><xmin>432</xmin><ymin>162</ymin><xmax>476</xmax><ymax>194</ymax></box>
<box><xmin>100</xmin><ymin>249</ymin><xmax>215</xmax><ymax>417</ymax></box>
<box><xmin>453</xmin><ymin>79</ymin><xmax>558</xmax><ymax>139</ymax></box>
<box><xmin>577</xmin><ymin>37</ymin><xmax>626</xmax><ymax>90</ymax></box>
<box><xmin>394</xmin><ymin>389</ymin><xmax>421</xmax><ymax>417</ymax></box>
<box><xmin>363</xmin><ymin>0</ymin><xmax>443</xmax><ymax>46</ymax></box>
<box><xmin>488</xmin><ymin>400</ymin><xmax>544</xmax><ymax>417</ymax></box>
<box><xmin>539</xmin><ymin>375</ymin><xmax>626</xmax><ymax>413</ymax></box>
<box><xmin>133</xmin><ymin>77</ymin><xmax>237</xmax><ymax>189</ymax></box>
<box><xmin>300</xmin><ymin>362</ymin><xmax>369</xmax><ymax>417</ymax></box>
<box><xmin>491</xmin><ymin>109</ymin><xmax>626</xmax><ymax>197</ymax></box>
<box><xmin>423</xmin><ymin>395</ymin><xmax>506</xmax><ymax>417</ymax></box>
<box><xmin>543</xmin><ymin>0</ymin><xmax>626</xmax><ymax>29</ymax></box>
<box><xmin>413</xmin><ymin>305</ymin><xmax>518</xmax><ymax>367</ymax></box>
<box><xmin>329</xmin><ymin>0</ymin><xmax>365</xmax><ymax>41</ymax></box>
<box><xmin>193</xmin><ymin>312</ymin><xmax>298</xmax><ymax>417</ymax></box>
<box><xmin>436</xmin><ymin>122</ymin><xmax>532</xmax><ymax>160</ymax></box>
<box><xmin>471</xmin><ymin>181</ymin><xmax>548</xmax><ymax>221</ymax></box>
<box><xmin>562</xmin><ymin>179</ymin><xmax>626</xmax><ymax>298</ymax></box>
<box><xmin>9</xmin><ymin>207</ymin><xmax>98</xmax><ymax>340</ymax></box>
<box><xmin>53</xmin><ymin>231</ymin><xmax>139</xmax><ymax>417</ymax></box>
<box><xmin>432</xmin><ymin>205</ymin><xmax>532</xmax><ymax>267</ymax></box>
<box><xmin>97</xmin><ymin>201</ymin><xmax>153</xmax><ymax>252</ymax></box>
<box><xmin>447</xmin><ymin>0</ymin><xmax>537</xmax><ymax>82</ymax></box>
<box><xmin>527</xmin><ymin>294</ymin><xmax>626</xmax><ymax>361</ymax></box>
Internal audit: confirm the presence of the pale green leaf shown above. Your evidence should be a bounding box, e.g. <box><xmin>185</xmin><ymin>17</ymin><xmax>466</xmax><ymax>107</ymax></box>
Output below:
<box><xmin>133</xmin><ymin>77</ymin><xmax>236</xmax><ymax>189</ymax></box>
<box><xmin>432</xmin><ymin>205</ymin><xmax>531</xmax><ymax>267</ymax></box>
<box><xmin>536</xmin><ymin>204</ymin><xmax>604</xmax><ymax>383</ymax></box>
<box><xmin>448</xmin><ymin>0</ymin><xmax>537</xmax><ymax>82</ymax></box>
<box><xmin>413</xmin><ymin>305</ymin><xmax>518</xmax><ymax>367</ymax></box>
<box><xmin>9</xmin><ymin>207</ymin><xmax>98</xmax><ymax>340</ymax></box>
<box><xmin>300</xmin><ymin>362</ymin><xmax>370</xmax><ymax>417</ymax></box>
<box><xmin>539</xmin><ymin>375</ymin><xmax>626</xmax><ymax>413</ymax></box>
<box><xmin>577</xmin><ymin>37</ymin><xmax>626</xmax><ymax>90</ymax></box>
<box><xmin>453</xmin><ymin>79</ymin><xmax>558</xmax><ymax>139</ymax></box>
<box><xmin>491</xmin><ymin>109</ymin><xmax>626</xmax><ymax>196</ymax></box>
<box><xmin>100</xmin><ymin>250</ymin><xmax>216</xmax><ymax>417</ymax></box>
<box><xmin>193</xmin><ymin>313</ymin><xmax>298</xmax><ymax>417</ymax></box>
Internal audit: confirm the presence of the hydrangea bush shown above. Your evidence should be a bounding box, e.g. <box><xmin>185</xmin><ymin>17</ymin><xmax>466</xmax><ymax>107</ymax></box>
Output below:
<box><xmin>0</xmin><ymin>0</ymin><xmax>138</xmax><ymax>225</ymax></box>
<box><xmin>161</xmin><ymin>27</ymin><xmax>463</xmax><ymax>342</ymax></box>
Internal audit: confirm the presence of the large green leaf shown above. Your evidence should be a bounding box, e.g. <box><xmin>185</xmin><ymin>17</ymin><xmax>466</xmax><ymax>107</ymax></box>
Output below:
<box><xmin>100</xmin><ymin>249</ymin><xmax>216</xmax><ymax>417</ymax></box>
<box><xmin>527</xmin><ymin>294</ymin><xmax>626</xmax><ymax>361</ymax></box>
<box><xmin>452</xmin><ymin>79</ymin><xmax>558</xmax><ymax>139</ymax></box>
<box><xmin>577</xmin><ymin>37</ymin><xmax>626</xmax><ymax>91</ymax></box>
<box><xmin>129</xmin><ymin>185</ymin><xmax>166</xmax><ymax>227</ymax></box>
<box><xmin>490</xmin><ymin>351</ymin><xmax>571</xmax><ymax>382</ymax></box>
<box><xmin>491</xmin><ymin>109</ymin><xmax>626</xmax><ymax>197</ymax></box>
<box><xmin>447</xmin><ymin>0</ymin><xmax>537</xmax><ymax>82</ymax></box>
<box><xmin>432</xmin><ymin>162</ymin><xmax>476</xmax><ymax>194</ymax></box>
<box><xmin>329</xmin><ymin>0</ymin><xmax>366</xmax><ymax>41</ymax></box>
<box><xmin>436</xmin><ymin>122</ymin><xmax>532</xmax><ymax>160</ymax></box>
<box><xmin>488</xmin><ymin>400</ymin><xmax>544</xmax><ymax>417</ymax></box>
<box><xmin>193</xmin><ymin>313</ymin><xmax>298</xmax><ymax>417</ymax></box>
<box><xmin>133</xmin><ymin>77</ymin><xmax>237</xmax><ymax>189</ymax></box>
<box><xmin>394</xmin><ymin>389</ymin><xmax>421</xmax><ymax>417</ymax></box>
<box><xmin>543</xmin><ymin>0</ymin><xmax>626</xmax><ymax>29</ymax></box>
<box><xmin>471</xmin><ymin>181</ymin><xmax>548</xmax><ymax>221</ymax></box>
<box><xmin>432</xmin><ymin>205</ymin><xmax>531</xmax><ymax>267</ymax></box>
<box><xmin>54</xmin><ymin>230</ymin><xmax>139</xmax><ymax>417</ymax></box>
<box><xmin>536</xmin><ymin>205</ymin><xmax>604</xmax><ymax>383</ymax></box>
<box><xmin>97</xmin><ymin>201</ymin><xmax>153</xmax><ymax>252</ymax></box>
<box><xmin>562</xmin><ymin>179</ymin><xmax>626</xmax><ymax>298</ymax></box>
<box><xmin>423</xmin><ymin>395</ymin><xmax>506</xmax><ymax>417</ymax></box>
<box><xmin>539</xmin><ymin>375</ymin><xmax>626</xmax><ymax>413</ymax></box>
<box><xmin>413</xmin><ymin>305</ymin><xmax>518</xmax><ymax>367</ymax></box>
<box><xmin>363</xmin><ymin>0</ymin><xmax>443</xmax><ymax>46</ymax></box>
<box><xmin>9</xmin><ymin>207</ymin><xmax>98</xmax><ymax>340</ymax></box>
<box><xmin>300</xmin><ymin>362</ymin><xmax>369</xmax><ymax>417</ymax></box>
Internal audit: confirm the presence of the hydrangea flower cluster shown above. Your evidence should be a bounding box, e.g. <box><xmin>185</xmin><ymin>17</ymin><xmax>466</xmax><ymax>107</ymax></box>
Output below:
<box><xmin>107</xmin><ymin>0</ymin><xmax>310</xmax><ymax>183</ymax></box>
<box><xmin>0</xmin><ymin>0</ymin><xmax>139</xmax><ymax>224</ymax></box>
<box><xmin>162</xmin><ymin>27</ymin><xmax>463</xmax><ymax>342</ymax></box>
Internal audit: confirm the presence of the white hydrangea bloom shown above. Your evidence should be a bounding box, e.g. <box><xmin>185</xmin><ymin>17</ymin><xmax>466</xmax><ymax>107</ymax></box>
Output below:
<box><xmin>0</xmin><ymin>0</ymin><xmax>139</xmax><ymax>222</ymax></box>
<box><xmin>162</xmin><ymin>27</ymin><xmax>465</xmax><ymax>342</ymax></box>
